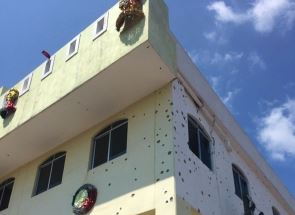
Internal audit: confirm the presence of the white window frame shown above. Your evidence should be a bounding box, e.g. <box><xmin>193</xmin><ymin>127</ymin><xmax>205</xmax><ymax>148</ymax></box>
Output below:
<box><xmin>65</xmin><ymin>34</ymin><xmax>80</xmax><ymax>61</ymax></box>
<box><xmin>93</xmin><ymin>12</ymin><xmax>108</xmax><ymax>41</ymax></box>
<box><xmin>41</xmin><ymin>56</ymin><xmax>55</xmax><ymax>80</ymax></box>
<box><xmin>19</xmin><ymin>73</ymin><xmax>33</xmax><ymax>96</ymax></box>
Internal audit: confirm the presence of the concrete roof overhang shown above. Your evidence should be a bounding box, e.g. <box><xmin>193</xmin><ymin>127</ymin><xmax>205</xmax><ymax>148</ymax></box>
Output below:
<box><xmin>0</xmin><ymin>41</ymin><xmax>175</xmax><ymax>177</ymax></box>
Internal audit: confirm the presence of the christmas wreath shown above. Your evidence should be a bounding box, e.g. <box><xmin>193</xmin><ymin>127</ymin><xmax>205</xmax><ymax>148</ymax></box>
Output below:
<box><xmin>72</xmin><ymin>184</ymin><xmax>97</xmax><ymax>215</ymax></box>
<box><xmin>0</xmin><ymin>88</ymin><xmax>19</xmax><ymax>119</ymax></box>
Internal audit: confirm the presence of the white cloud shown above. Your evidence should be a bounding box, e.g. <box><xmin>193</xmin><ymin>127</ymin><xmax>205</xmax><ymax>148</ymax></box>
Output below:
<box><xmin>209</xmin><ymin>76</ymin><xmax>221</xmax><ymax>91</ymax></box>
<box><xmin>203</xmin><ymin>31</ymin><xmax>227</xmax><ymax>44</ymax></box>
<box><xmin>222</xmin><ymin>89</ymin><xmax>240</xmax><ymax>108</ymax></box>
<box><xmin>208</xmin><ymin>0</ymin><xmax>295</xmax><ymax>33</ymax></box>
<box><xmin>207</xmin><ymin>1</ymin><xmax>250</xmax><ymax>24</ymax></box>
<box><xmin>258</xmin><ymin>99</ymin><xmax>295</xmax><ymax>160</ymax></box>
<box><xmin>248</xmin><ymin>52</ymin><xmax>266</xmax><ymax>70</ymax></box>
<box><xmin>211</xmin><ymin>51</ymin><xmax>244</xmax><ymax>64</ymax></box>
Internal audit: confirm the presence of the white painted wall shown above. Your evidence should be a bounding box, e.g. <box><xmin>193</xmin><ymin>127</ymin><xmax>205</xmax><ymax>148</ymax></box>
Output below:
<box><xmin>171</xmin><ymin>79</ymin><xmax>291</xmax><ymax>215</ymax></box>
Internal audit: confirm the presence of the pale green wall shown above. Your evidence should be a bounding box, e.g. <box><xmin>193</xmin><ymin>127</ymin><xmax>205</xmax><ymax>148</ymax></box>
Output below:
<box><xmin>0</xmin><ymin>83</ymin><xmax>177</xmax><ymax>215</ymax></box>
<box><xmin>0</xmin><ymin>0</ymin><xmax>150</xmax><ymax>138</ymax></box>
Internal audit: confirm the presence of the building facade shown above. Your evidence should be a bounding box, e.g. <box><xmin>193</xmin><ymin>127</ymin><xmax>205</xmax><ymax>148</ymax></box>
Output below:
<box><xmin>0</xmin><ymin>1</ymin><xmax>295</xmax><ymax>215</ymax></box>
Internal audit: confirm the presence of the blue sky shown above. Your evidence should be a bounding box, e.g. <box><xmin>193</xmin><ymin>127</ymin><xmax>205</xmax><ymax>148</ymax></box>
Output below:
<box><xmin>1</xmin><ymin>0</ymin><xmax>295</xmax><ymax>198</ymax></box>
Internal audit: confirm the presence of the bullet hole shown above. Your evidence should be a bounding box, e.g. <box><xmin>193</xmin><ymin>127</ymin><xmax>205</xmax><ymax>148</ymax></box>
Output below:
<box><xmin>162</xmin><ymin>144</ymin><xmax>165</xmax><ymax>147</ymax></box>
<box><xmin>165</xmin><ymin>109</ymin><xmax>168</xmax><ymax>112</ymax></box>
<box><xmin>170</xmin><ymin>197</ymin><xmax>173</xmax><ymax>202</ymax></box>
<box><xmin>165</xmin><ymin>200</ymin><xmax>169</xmax><ymax>203</ymax></box>
<box><xmin>171</xmin><ymin>111</ymin><xmax>174</xmax><ymax>116</ymax></box>
<box><xmin>156</xmin><ymin>178</ymin><xmax>160</xmax><ymax>182</ymax></box>
<box><xmin>166</xmin><ymin>169</ymin><xmax>170</xmax><ymax>173</ymax></box>
<box><xmin>155</xmin><ymin>110</ymin><xmax>158</xmax><ymax>114</ymax></box>
<box><xmin>161</xmin><ymin>161</ymin><xmax>165</xmax><ymax>164</ymax></box>
<box><xmin>108</xmin><ymin>183</ymin><xmax>111</xmax><ymax>186</ymax></box>
<box><xmin>188</xmin><ymin>158</ymin><xmax>191</xmax><ymax>161</ymax></box>
<box><xmin>105</xmin><ymin>169</ymin><xmax>108</xmax><ymax>172</ymax></box>
<box><xmin>168</xmin><ymin>151</ymin><xmax>172</xmax><ymax>155</ymax></box>
<box><xmin>124</xmin><ymin>158</ymin><xmax>128</xmax><ymax>161</ymax></box>
<box><xmin>134</xmin><ymin>167</ymin><xmax>137</xmax><ymax>170</ymax></box>
<box><xmin>158</xmin><ymin>103</ymin><xmax>161</xmax><ymax>106</ymax></box>
<box><xmin>170</xmin><ymin>102</ymin><xmax>173</xmax><ymax>106</ymax></box>
<box><xmin>181</xmin><ymin>123</ymin><xmax>185</xmax><ymax>127</ymax></box>
<box><xmin>134</xmin><ymin>178</ymin><xmax>138</xmax><ymax>181</ymax></box>
<box><xmin>201</xmin><ymin>191</ymin><xmax>204</xmax><ymax>195</ymax></box>
<box><xmin>116</xmin><ymin>212</ymin><xmax>119</xmax><ymax>215</ymax></box>
<box><xmin>143</xmin><ymin>137</ymin><xmax>146</xmax><ymax>140</ymax></box>
<box><xmin>148</xmin><ymin>145</ymin><xmax>151</xmax><ymax>148</ymax></box>
<box><xmin>157</xmin><ymin>140</ymin><xmax>160</xmax><ymax>143</ymax></box>
<box><xmin>146</xmin><ymin>45</ymin><xmax>150</xmax><ymax>48</ymax></box>
<box><xmin>178</xmin><ymin>172</ymin><xmax>181</xmax><ymax>176</ymax></box>
<box><xmin>189</xmin><ymin>170</ymin><xmax>192</xmax><ymax>174</ymax></box>
<box><xmin>208</xmin><ymin>194</ymin><xmax>211</xmax><ymax>198</ymax></box>
<box><xmin>131</xmin><ymin>193</ymin><xmax>135</xmax><ymax>197</ymax></box>
<box><xmin>164</xmin><ymin>190</ymin><xmax>168</xmax><ymax>194</ymax></box>
<box><xmin>143</xmin><ymin>113</ymin><xmax>146</xmax><ymax>116</ymax></box>
<box><xmin>160</xmin><ymin>171</ymin><xmax>164</xmax><ymax>174</ymax></box>
<box><xmin>173</xmin><ymin>126</ymin><xmax>176</xmax><ymax>130</ymax></box>
<box><xmin>132</xmin><ymin>115</ymin><xmax>135</xmax><ymax>118</ymax></box>
<box><xmin>181</xmin><ymin>178</ymin><xmax>184</xmax><ymax>182</ymax></box>
<box><xmin>156</xmin><ymin>133</ymin><xmax>159</xmax><ymax>136</ymax></box>
<box><xmin>166</xmin><ymin>115</ymin><xmax>170</xmax><ymax>118</ymax></box>
<box><xmin>184</xmin><ymin>159</ymin><xmax>186</xmax><ymax>164</ymax></box>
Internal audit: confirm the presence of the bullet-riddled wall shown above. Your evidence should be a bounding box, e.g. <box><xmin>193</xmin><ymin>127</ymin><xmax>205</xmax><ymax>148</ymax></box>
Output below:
<box><xmin>0</xmin><ymin>84</ymin><xmax>178</xmax><ymax>215</ymax></box>
<box><xmin>171</xmin><ymin>80</ymin><xmax>289</xmax><ymax>215</ymax></box>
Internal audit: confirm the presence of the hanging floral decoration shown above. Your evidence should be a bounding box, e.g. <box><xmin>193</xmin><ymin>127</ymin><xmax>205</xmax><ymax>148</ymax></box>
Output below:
<box><xmin>72</xmin><ymin>184</ymin><xmax>97</xmax><ymax>215</ymax></box>
<box><xmin>0</xmin><ymin>88</ymin><xmax>19</xmax><ymax>119</ymax></box>
<box><xmin>116</xmin><ymin>0</ymin><xmax>144</xmax><ymax>32</ymax></box>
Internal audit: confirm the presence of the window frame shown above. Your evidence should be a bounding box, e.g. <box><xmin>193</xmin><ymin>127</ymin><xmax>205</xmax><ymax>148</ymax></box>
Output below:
<box><xmin>90</xmin><ymin>119</ymin><xmax>128</xmax><ymax>170</ymax></box>
<box><xmin>0</xmin><ymin>178</ymin><xmax>15</xmax><ymax>211</ymax></box>
<box><xmin>41</xmin><ymin>56</ymin><xmax>55</xmax><ymax>80</ymax></box>
<box><xmin>93</xmin><ymin>12</ymin><xmax>108</xmax><ymax>41</ymax></box>
<box><xmin>19</xmin><ymin>73</ymin><xmax>33</xmax><ymax>96</ymax></box>
<box><xmin>232</xmin><ymin>164</ymin><xmax>249</xmax><ymax>200</ymax></box>
<box><xmin>187</xmin><ymin>115</ymin><xmax>212</xmax><ymax>170</ymax></box>
<box><xmin>33</xmin><ymin>152</ymin><xmax>66</xmax><ymax>196</ymax></box>
<box><xmin>65</xmin><ymin>35</ymin><xmax>80</xmax><ymax>61</ymax></box>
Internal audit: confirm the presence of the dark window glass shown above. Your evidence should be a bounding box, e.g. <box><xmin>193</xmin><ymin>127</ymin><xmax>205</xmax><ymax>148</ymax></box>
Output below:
<box><xmin>50</xmin><ymin>156</ymin><xmax>66</xmax><ymax>188</ymax></box>
<box><xmin>188</xmin><ymin>118</ymin><xmax>200</xmax><ymax>157</ymax></box>
<box><xmin>233</xmin><ymin>169</ymin><xmax>242</xmax><ymax>198</ymax></box>
<box><xmin>44</xmin><ymin>59</ymin><xmax>51</xmax><ymax>74</ymax></box>
<box><xmin>90</xmin><ymin>120</ymin><xmax>128</xmax><ymax>169</ymax></box>
<box><xmin>34</xmin><ymin>152</ymin><xmax>66</xmax><ymax>196</ymax></box>
<box><xmin>35</xmin><ymin>164</ymin><xmax>51</xmax><ymax>195</ymax></box>
<box><xmin>93</xmin><ymin>134</ymin><xmax>109</xmax><ymax>168</ymax></box>
<box><xmin>69</xmin><ymin>40</ymin><xmax>76</xmax><ymax>54</ymax></box>
<box><xmin>199</xmin><ymin>130</ymin><xmax>211</xmax><ymax>169</ymax></box>
<box><xmin>187</xmin><ymin>116</ymin><xmax>211</xmax><ymax>170</ymax></box>
<box><xmin>109</xmin><ymin>123</ymin><xmax>128</xmax><ymax>159</ymax></box>
<box><xmin>96</xmin><ymin>18</ymin><xmax>104</xmax><ymax>34</ymax></box>
<box><xmin>232</xmin><ymin>165</ymin><xmax>249</xmax><ymax>200</ymax></box>
<box><xmin>0</xmin><ymin>178</ymin><xmax>14</xmax><ymax>211</ymax></box>
<box><xmin>272</xmin><ymin>207</ymin><xmax>280</xmax><ymax>215</ymax></box>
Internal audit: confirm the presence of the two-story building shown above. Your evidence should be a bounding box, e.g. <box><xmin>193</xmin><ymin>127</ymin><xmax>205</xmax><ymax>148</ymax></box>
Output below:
<box><xmin>1</xmin><ymin>0</ymin><xmax>295</xmax><ymax>214</ymax></box>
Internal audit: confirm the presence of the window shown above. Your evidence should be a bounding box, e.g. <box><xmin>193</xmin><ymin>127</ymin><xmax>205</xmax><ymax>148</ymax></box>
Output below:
<box><xmin>93</xmin><ymin>12</ymin><xmax>108</xmax><ymax>40</ymax></box>
<box><xmin>19</xmin><ymin>73</ymin><xmax>33</xmax><ymax>96</ymax></box>
<box><xmin>66</xmin><ymin>35</ymin><xmax>80</xmax><ymax>61</ymax></box>
<box><xmin>0</xmin><ymin>178</ymin><xmax>14</xmax><ymax>211</ymax></box>
<box><xmin>34</xmin><ymin>152</ymin><xmax>66</xmax><ymax>196</ymax></box>
<box><xmin>41</xmin><ymin>56</ymin><xmax>55</xmax><ymax>80</ymax></box>
<box><xmin>232</xmin><ymin>165</ymin><xmax>249</xmax><ymax>200</ymax></box>
<box><xmin>90</xmin><ymin>119</ymin><xmax>128</xmax><ymax>169</ymax></box>
<box><xmin>188</xmin><ymin>115</ymin><xmax>212</xmax><ymax>169</ymax></box>
<box><xmin>272</xmin><ymin>207</ymin><xmax>280</xmax><ymax>215</ymax></box>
